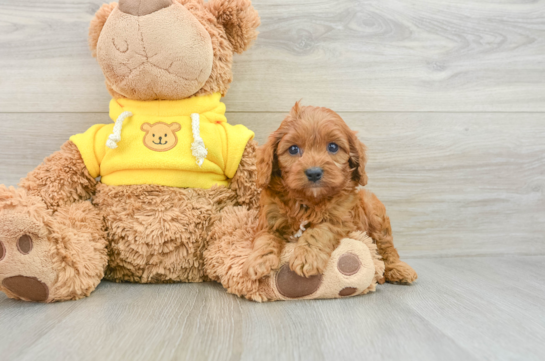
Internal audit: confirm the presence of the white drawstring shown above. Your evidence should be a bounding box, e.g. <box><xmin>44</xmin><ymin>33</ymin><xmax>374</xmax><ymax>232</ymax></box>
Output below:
<box><xmin>106</xmin><ymin>111</ymin><xmax>133</xmax><ymax>149</ymax></box>
<box><xmin>191</xmin><ymin>113</ymin><xmax>208</xmax><ymax>167</ymax></box>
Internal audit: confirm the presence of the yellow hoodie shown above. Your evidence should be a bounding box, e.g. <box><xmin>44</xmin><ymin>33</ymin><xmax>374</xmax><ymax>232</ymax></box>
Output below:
<box><xmin>70</xmin><ymin>93</ymin><xmax>254</xmax><ymax>189</ymax></box>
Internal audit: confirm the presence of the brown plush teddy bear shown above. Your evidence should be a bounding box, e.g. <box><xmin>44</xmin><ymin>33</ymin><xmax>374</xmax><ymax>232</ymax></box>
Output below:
<box><xmin>0</xmin><ymin>0</ymin><xmax>262</xmax><ymax>302</ymax></box>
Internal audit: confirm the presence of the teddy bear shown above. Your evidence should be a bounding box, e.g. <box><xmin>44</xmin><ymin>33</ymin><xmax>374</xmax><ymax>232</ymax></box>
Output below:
<box><xmin>0</xmin><ymin>0</ymin><xmax>389</xmax><ymax>303</ymax></box>
<box><xmin>0</xmin><ymin>0</ymin><xmax>262</xmax><ymax>302</ymax></box>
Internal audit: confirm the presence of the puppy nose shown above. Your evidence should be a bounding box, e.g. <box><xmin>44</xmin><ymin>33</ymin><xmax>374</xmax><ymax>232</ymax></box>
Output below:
<box><xmin>119</xmin><ymin>0</ymin><xmax>172</xmax><ymax>16</ymax></box>
<box><xmin>305</xmin><ymin>167</ymin><xmax>323</xmax><ymax>182</ymax></box>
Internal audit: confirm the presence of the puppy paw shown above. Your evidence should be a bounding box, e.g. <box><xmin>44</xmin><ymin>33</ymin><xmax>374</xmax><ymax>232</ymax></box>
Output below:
<box><xmin>384</xmin><ymin>261</ymin><xmax>418</xmax><ymax>284</ymax></box>
<box><xmin>289</xmin><ymin>245</ymin><xmax>329</xmax><ymax>278</ymax></box>
<box><xmin>244</xmin><ymin>252</ymin><xmax>281</xmax><ymax>280</ymax></box>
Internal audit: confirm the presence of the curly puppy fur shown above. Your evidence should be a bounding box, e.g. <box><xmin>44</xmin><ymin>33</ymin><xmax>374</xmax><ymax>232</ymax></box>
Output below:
<box><xmin>244</xmin><ymin>103</ymin><xmax>417</xmax><ymax>284</ymax></box>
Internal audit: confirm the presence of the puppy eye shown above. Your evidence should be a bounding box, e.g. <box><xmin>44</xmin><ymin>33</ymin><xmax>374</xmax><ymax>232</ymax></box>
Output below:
<box><xmin>328</xmin><ymin>143</ymin><xmax>339</xmax><ymax>154</ymax></box>
<box><xmin>288</xmin><ymin>145</ymin><xmax>300</xmax><ymax>156</ymax></box>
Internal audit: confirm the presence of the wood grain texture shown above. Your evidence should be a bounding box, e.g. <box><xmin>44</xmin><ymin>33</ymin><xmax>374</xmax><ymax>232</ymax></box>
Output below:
<box><xmin>0</xmin><ymin>256</ymin><xmax>544</xmax><ymax>361</ymax></box>
<box><xmin>0</xmin><ymin>112</ymin><xmax>543</xmax><ymax>258</ymax></box>
<box><xmin>1</xmin><ymin>0</ymin><xmax>545</xmax><ymax>112</ymax></box>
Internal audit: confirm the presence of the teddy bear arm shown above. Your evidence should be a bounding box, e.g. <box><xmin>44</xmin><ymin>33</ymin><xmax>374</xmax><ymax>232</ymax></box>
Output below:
<box><xmin>229</xmin><ymin>139</ymin><xmax>260</xmax><ymax>209</ymax></box>
<box><xmin>18</xmin><ymin>140</ymin><xmax>97</xmax><ymax>211</ymax></box>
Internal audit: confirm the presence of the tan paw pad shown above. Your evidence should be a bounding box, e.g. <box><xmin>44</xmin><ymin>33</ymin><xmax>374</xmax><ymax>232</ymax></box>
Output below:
<box><xmin>339</xmin><ymin>287</ymin><xmax>357</xmax><ymax>297</ymax></box>
<box><xmin>16</xmin><ymin>235</ymin><xmax>33</xmax><ymax>255</ymax></box>
<box><xmin>276</xmin><ymin>265</ymin><xmax>322</xmax><ymax>299</ymax></box>
<box><xmin>337</xmin><ymin>253</ymin><xmax>361</xmax><ymax>276</ymax></box>
<box><xmin>2</xmin><ymin>276</ymin><xmax>49</xmax><ymax>302</ymax></box>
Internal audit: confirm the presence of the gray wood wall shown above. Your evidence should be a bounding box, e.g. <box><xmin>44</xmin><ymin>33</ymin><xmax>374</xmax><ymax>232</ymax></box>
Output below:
<box><xmin>0</xmin><ymin>0</ymin><xmax>543</xmax><ymax>258</ymax></box>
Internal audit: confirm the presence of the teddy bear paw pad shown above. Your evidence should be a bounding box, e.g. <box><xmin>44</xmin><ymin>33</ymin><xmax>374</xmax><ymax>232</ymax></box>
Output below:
<box><xmin>0</xmin><ymin>213</ymin><xmax>56</xmax><ymax>302</ymax></box>
<box><xmin>337</xmin><ymin>253</ymin><xmax>361</xmax><ymax>276</ymax></box>
<box><xmin>338</xmin><ymin>287</ymin><xmax>358</xmax><ymax>297</ymax></box>
<box><xmin>2</xmin><ymin>276</ymin><xmax>49</xmax><ymax>302</ymax></box>
<box><xmin>0</xmin><ymin>240</ymin><xmax>5</xmax><ymax>261</ymax></box>
<box><xmin>276</xmin><ymin>265</ymin><xmax>322</xmax><ymax>299</ymax></box>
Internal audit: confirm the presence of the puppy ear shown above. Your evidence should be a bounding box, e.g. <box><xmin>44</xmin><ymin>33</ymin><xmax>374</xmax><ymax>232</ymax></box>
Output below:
<box><xmin>89</xmin><ymin>3</ymin><xmax>117</xmax><ymax>57</ymax></box>
<box><xmin>348</xmin><ymin>131</ymin><xmax>368</xmax><ymax>187</ymax></box>
<box><xmin>206</xmin><ymin>0</ymin><xmax>260</xmax><ymax>54</ymax></box>
<box><xmin>141</xmin><ymin>123</ymin><xmax>152</xmax><ymax>132</ymax></box>
<box><xmin>290</xmin><ymin>100</ymin><xmax>303</xmax><ymax>120</ymax></box>
<box><xmin>256</xmin><ymin>132</ymin><xmax>279</xmax><ymax>190</ymax></box>
<box><xmin>257</xmin><ymin>103</ymin><xmax>300</xmax><ymax>189</ymax></box>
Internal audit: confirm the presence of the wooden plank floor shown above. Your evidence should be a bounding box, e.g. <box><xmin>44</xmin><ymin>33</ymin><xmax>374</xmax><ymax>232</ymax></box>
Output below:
<box><xmin>0</xmin><ymin>256</ymin><xmax>543</xmax><ymax>361</ymax></box>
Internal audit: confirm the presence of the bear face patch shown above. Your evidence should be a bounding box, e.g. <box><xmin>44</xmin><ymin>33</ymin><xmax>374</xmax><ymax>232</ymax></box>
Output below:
<box><xmin>141</xmin><ymin>122</ymin><xmax>181</xmax><ymax>152</ymax></box>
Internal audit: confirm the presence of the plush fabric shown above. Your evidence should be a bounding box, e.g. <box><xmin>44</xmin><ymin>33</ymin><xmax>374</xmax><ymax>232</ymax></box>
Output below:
<box><xmin>19</xmin><ymin>141</ymin><xmax>98</xmax><ymax>211</ymax></box>
<box><xmin>89</xmin><ymin>0</ymin><xmax>261</xmax><ymax>100</ymax></box>
<box><xmin>0</xmin><ymin>185</ymin><xmax>107</xmax><ymax>302</ymax></box>
<box><xmin>94</xmin><ymin>182</ymin><xmax>234</xmax><ymax>283</ymax></box>
<box><xmin>96</xmin><ymin>4</ymin><xmax>214</xmax><ymax>100</ymax></box>
<box><xmin>118</xmin><ymin>0</ymin><xmax>172</xmax><ymax>16</ymax></box>
<box><xmin>70</xmin><ymin>93</ymin><xmax>254</xmax><ymax>188</ymax></box>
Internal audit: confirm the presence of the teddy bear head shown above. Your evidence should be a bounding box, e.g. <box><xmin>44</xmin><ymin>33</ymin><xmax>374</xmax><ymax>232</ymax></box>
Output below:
<box><xmin>89</xmin><ymin>0</ymin><xmax>260</xmax><ymax>101</ymax></box>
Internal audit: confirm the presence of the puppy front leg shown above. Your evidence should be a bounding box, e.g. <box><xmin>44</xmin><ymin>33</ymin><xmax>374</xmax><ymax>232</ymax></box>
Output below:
<box><xmin>289</xmin><ymin>224</ymin><xmax>340</xmax><ymax>278</ymax></box>
<box><xmin>244</xmin><ymin>233</ymin><xmax>283</xmax><ymax>280</ymax></box>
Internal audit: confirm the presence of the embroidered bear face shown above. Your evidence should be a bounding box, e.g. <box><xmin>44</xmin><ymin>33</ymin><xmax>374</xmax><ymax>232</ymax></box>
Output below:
<box><xmin>141</xmin><ymin>122</ymin><xmax>181</xmax><ymax>152</ymax></box>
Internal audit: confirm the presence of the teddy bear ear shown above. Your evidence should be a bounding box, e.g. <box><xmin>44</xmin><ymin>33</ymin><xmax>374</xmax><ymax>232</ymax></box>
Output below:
<box><xmin>206</xmin><ymin>0</ymin><xmax>260</xmax><ymax>54</ymax></box>
<box><xmin>89</xmin><ymin>3</ymin><xmax>118</xmax><ymax>57</ymax></box>
<box><xmin>169</xmin><ymin>122</ymin><xmax>182</xmax><ymax>132</ymax></box>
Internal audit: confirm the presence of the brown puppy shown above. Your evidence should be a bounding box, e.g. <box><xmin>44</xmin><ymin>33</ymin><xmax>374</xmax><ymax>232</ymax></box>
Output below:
<box><xmin>244</xmin><ymin>103</ymin><xmax>418</xmax><ymax>284</ymax></box>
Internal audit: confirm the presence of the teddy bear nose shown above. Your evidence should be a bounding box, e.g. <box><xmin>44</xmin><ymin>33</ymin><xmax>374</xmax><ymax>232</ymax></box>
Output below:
<box><xmin>119</xmin><ymin>0</ymin><xmax>173</xmax><ymax>16</ymax></box>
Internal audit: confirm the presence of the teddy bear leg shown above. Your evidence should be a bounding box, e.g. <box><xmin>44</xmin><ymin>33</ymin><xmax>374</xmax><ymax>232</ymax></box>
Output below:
<box><xmin>0</xmin><ymin>186</ymin><xmax>107</xmax><ymax>302</ymax></box>
<box><xmin>205</xmin><ymin>206</ymin><xmax>268</xmax><ymax>302</ymax></box>
<box><xmin>263</xmin><ymin>232</ymin><xmax>385</xmax><ymax>301</ymax></box>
